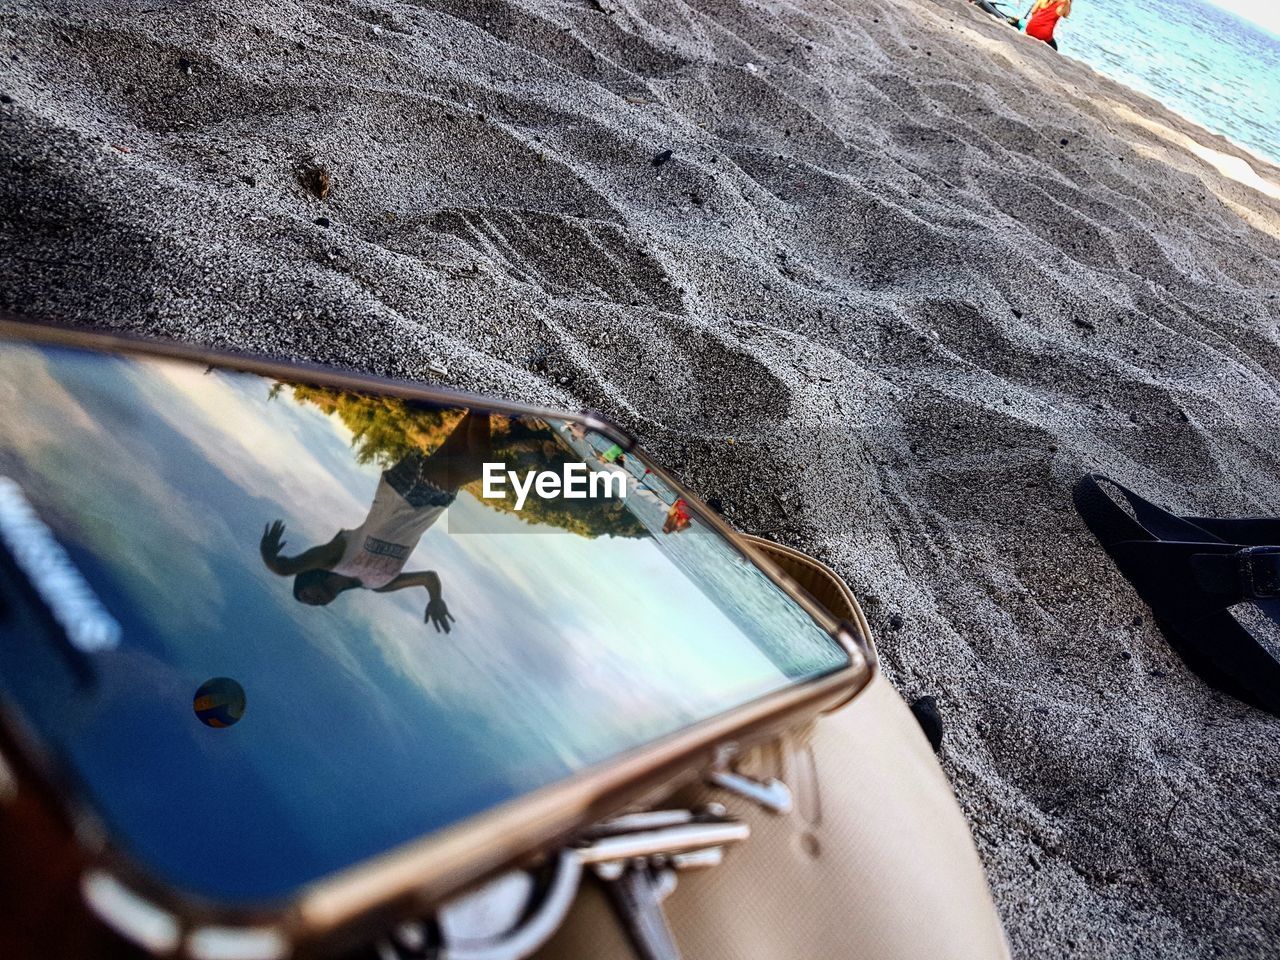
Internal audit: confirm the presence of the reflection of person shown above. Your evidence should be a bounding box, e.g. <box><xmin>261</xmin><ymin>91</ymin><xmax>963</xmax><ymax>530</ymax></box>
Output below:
<box><xmin>259</xmin><ymin>411</ymin><xmax>492</xmax><ymax>633</ymax></box>
<box><xmin>664</xmin><ymin>498</ymin><xmax>692</xmax><ymax>534</ymax></box>
<box><xmin>598</xmin><ymin>443</ymin><xmax>626</xmax><ymax>467</ymax></box>
<box><xmin>1025</xmin><ymin>0</ymin><xmax>1070</xmax><ymax>50</ymax></box>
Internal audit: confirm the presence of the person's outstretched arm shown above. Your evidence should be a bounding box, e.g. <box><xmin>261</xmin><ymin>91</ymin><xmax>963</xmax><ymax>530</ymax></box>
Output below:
<box><xmin>259</xmin><ymin>521</ymin><xmax>345</xmax><ymax>575</ymax></box>
<box><xmin>375</xmin><ymin>571</ymin><xmax>455</xmax><ymax>633</ymax></box>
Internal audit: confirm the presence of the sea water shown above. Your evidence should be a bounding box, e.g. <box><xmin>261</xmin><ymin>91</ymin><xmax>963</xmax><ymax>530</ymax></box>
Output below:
<box><xmin>1049</xmin><ymin>0</ymin><xmax>1280</xmax><ymax>165</ymax></box>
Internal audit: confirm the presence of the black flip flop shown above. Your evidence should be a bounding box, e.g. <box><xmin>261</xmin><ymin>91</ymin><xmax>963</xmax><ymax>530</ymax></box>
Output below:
<box><xmin>1073</xmin><ymin>473</ymin><xmax>1280</xmax><ymax>717</ymax></box>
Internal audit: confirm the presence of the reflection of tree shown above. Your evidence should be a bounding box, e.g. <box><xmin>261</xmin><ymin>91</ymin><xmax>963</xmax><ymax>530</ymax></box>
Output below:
<box><xmin>283</xmin><ymin>384</ymin><xmax>461</xmax><ymax>466</ymax></box>
<box><xmin>278</xmin><ymin>385</ymin><xmax>646</xmax><ymax>539</ymax></box>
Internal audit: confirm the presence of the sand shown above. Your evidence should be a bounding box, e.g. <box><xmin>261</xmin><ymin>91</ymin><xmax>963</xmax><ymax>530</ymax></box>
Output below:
<box><xmin>2</xmin><ymin>0</ymin><xmax>1279</xmax><ymax>956</ymax></box>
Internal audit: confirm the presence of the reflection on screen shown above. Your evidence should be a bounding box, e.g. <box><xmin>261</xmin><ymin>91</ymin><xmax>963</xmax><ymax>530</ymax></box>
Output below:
<box><xmin>0</xmin><ymin>340</ymin><xmax>847</xmax><ymax>903</ymax></box>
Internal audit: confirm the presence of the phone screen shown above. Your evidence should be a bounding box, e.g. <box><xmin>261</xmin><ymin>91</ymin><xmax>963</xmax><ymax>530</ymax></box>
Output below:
<box><xmin>0</xmin><ymin>335</ymin><xmax>848</xmax><ymax>905</ymax></box>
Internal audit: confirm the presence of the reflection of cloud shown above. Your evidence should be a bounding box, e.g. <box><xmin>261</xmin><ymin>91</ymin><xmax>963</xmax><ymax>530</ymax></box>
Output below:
<box><xmin>0</xmin><ymin>351</ymin><xmax>102</xmax><ymax>443</ymax></box>
<box><xmin>0</xmin><ymin>349</ymin><xmax>228</xmax><ymax>634</ymax></box>
<box><xmin>362</xmin><ymin>587</ymin><xmax>688</xmax><ymax>775</ymax></box>
<box><xmin>138</xmin><ymin>363</ymin><xmax>367</xmax><ymax>543</ymax></box>
<box><xmin>353</xmin><ymin>492</ymin><xmax>791</xmax><ymax>778</ymax></box>
<box><xmin>266</xmin><ymin>593</ymin><xmax>423</xmax><ymax>747</ymax></box>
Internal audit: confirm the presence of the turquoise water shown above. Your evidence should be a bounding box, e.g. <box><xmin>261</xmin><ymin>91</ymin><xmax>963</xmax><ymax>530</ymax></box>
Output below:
<box><xmin>1050</xmin><ymin>0</ymin><xmax>1280</xmax><ymax>165</ymax></box>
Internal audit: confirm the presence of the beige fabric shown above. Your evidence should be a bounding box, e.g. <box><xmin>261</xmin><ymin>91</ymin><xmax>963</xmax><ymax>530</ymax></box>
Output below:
<box><xmin>534</xmin><ymin>537</ymin><xmax>1009</xmax><ymax>960</ymax></box>
<box><xmin>532</xmin><ymin>542</ymin><xmax>1008</xmax><ymax>960</ymax></box>
<box><xmin>535</xmin><ymin>675</ymin><xmax>1009</xmax><ymax>960</ymax></box>
<box><xmin>740</xmin><ymin>535</ymin><xmax>864</xmax><ymax>628</ymax></box>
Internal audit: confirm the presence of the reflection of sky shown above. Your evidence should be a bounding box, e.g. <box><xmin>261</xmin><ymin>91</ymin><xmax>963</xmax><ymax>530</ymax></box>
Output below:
<box><xmin>0</xmin><ymin>343</ymin><xmax>844</xmax><ymax>904</ymax></box>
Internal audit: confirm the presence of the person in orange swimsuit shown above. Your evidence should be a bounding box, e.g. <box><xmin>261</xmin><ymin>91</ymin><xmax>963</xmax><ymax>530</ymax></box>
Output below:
<box><xmin>663</xmin><ymin>498</ymin><xmax>692</xmax><ymax>534</ymax></box>
<box><xmin>1025</xmin><ymin>0</ymin><xmax>1071</xmax><ymax>50</ymax></box>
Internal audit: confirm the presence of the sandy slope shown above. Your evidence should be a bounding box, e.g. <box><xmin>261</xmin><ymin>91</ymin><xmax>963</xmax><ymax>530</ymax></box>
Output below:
<box><xmin>2</xmin><ymin>0</ymin><xmax>1279</xmax><ymax>956</ymax></box>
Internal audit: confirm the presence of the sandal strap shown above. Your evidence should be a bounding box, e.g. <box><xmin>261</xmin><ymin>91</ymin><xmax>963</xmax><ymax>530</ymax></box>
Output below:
<box><xmin>1073</xmin><ymin>474</ymin><xmax>1280</xmax><ymax>716</ymax></box>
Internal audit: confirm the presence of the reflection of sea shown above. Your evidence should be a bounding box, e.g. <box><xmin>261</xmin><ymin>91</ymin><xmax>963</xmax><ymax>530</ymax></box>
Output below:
<box><xmin>561</xmin><ymin>428</ymin><xmax>846</xmax><ymax>680</ymax></box>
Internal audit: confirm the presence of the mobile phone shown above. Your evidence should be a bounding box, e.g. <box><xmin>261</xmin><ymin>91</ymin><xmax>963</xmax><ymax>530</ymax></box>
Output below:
<box><xmin>0</xmin><ymin>317</ymin><xmax>873</xmax><ymax>957</ymax></box>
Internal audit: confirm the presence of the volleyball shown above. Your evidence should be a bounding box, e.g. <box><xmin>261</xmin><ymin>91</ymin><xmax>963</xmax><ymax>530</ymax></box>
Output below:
<box><xmin>193</xmin><ymin>677</ymin><xmax>246</xmax><ymax>728</ymax></box>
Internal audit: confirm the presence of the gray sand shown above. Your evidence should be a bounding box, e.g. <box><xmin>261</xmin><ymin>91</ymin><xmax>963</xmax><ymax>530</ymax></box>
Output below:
<box><xmin>2</xmin><ymin>0</ymin><xmax>1279</xmax><ymax>956</ymax></box>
